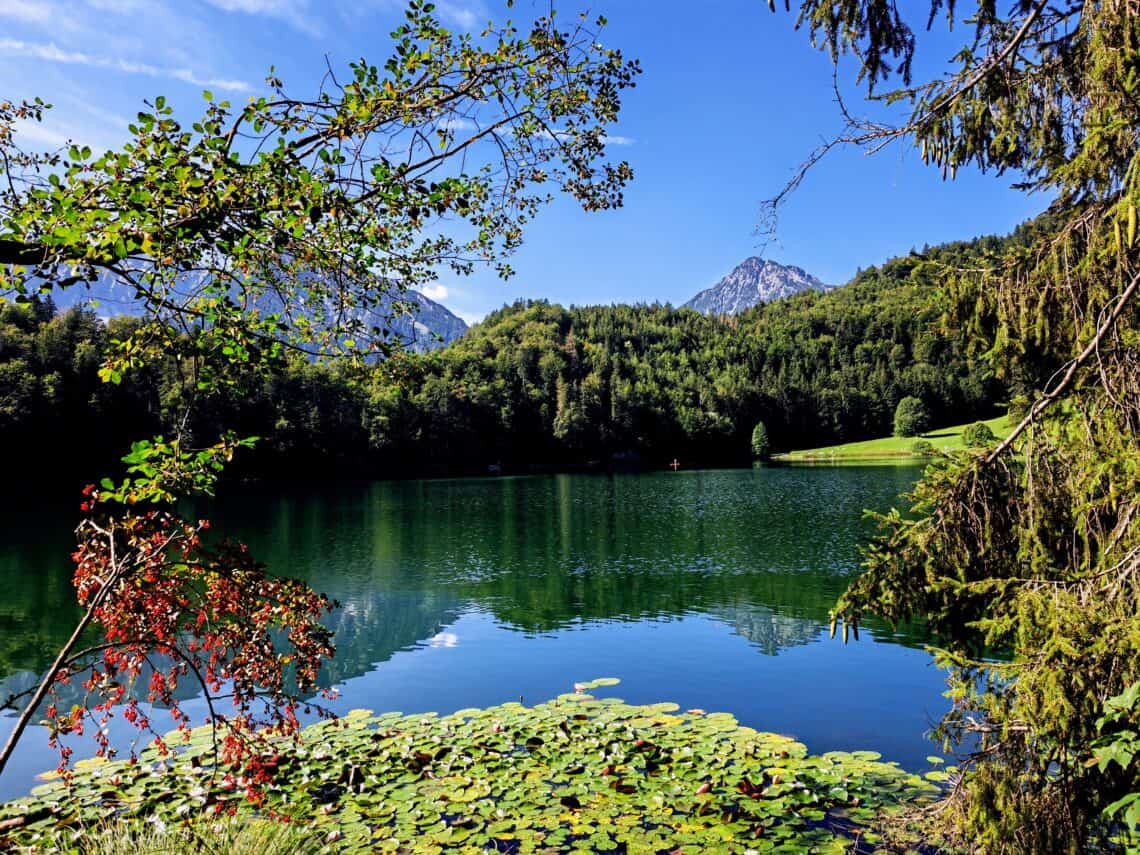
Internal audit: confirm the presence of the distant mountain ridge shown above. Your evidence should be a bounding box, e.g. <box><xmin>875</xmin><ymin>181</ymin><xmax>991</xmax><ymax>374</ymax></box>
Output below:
<box><xmin>50</xmin><ymin>274</ymin><xmax>468</xmax><ymax>352</ymax></box>
<box><xmin>389</xmin><ymin>290</ymin><xmax>468</xmax><ymax>351</ymax></box>
<box><xmin>684</xmin><ymin>257</ymin><xmax>831</xmax><ymax>315</ymax></box>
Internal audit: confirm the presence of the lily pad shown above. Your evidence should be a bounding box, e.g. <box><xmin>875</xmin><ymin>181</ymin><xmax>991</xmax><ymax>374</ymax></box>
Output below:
<box><xmin>0</xmin><ymin>686</ymin><xmax>939</xmax><ymax>853</ymax></box>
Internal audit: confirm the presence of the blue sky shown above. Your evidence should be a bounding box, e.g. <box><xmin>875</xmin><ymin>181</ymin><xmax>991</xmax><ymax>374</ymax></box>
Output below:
<box><xmin>1</xmin><ymin>0</ymin><xmax>1045</xmax><ymax>323</ymax></box>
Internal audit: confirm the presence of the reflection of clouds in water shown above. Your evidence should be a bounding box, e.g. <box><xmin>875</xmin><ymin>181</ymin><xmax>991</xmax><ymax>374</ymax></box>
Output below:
<box><xmin>428</xmin><ymin>632</ymin><xmax>459</xmax><ymax>649</ymax></box>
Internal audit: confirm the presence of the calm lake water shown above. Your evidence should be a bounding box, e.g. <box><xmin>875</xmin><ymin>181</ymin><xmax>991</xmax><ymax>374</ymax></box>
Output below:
<box><xmin>0</xmin><ymin>466</ymin><xmax>947</xmax><ymax>801</ymax></box>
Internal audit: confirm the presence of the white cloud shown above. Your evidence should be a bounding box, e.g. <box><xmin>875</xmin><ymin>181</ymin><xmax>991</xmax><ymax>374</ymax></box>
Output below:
<box><xmin>455</xmin><ymin>310</ymin><xmax>484</xmax><ymax>325</ymax></box>
<box><xmin>0</xmin><ymin>0</ymin><xmax>53</xmax><ymax>22</ymax></box>
<box><xmin>65</xmin><ymin>97</ymin><xmax>132</xmax><ymax>132</ymax></box>
<box><xmin>529</xmin><ymin>128</ymin><xmax>635</xmax><ymax>147</ymax></box>
<box><xmin>12</xmin><ymin>118</ymin><xmax>71</xmax><ymax>148</ymax></box>
<box><xmin>202</xmin><ymin>0</ymin><xmax>297</xmax><ymax>10</ymax></box>
<box><xmin>202</xmin><ymin>0</ymin><xmax>319</xmax><ymax>34</ymax></box>
<box><xmin>344</xmin><ymin>0</ymin><xmax>484</xmax><ymax>31</ymax></box>
<box><xmin>85</xmin><ymin>0</ymin><xmax>149</xmax><ymax>10</ymax></box>
<box><xmin>435</xmin><ymin>1</ymin><xmax>478</xmax><ymax>29</ymax></box>
<box><xmin>420</xmin><ymin>283</ymin><xmax>449</xmax><ymax>301</ymax></box>
<box><xmin>0</xmin><ymin>38</ymin><xmax>253</xmax><ymax>91</ymax></box>
<box><xmin>11</xmin><ymin>88</ymin><xmax>136</xmax><ymax>152</ymax></box>
<box><xmin>13</xmin><ymin>117</ymin><xmax>128</xmax><ymax>153</ymax></box>
<box><xmin>436</xmin><ymin>116</ymin><xmax>474</xmax><ymax>132</ymax></box>
<box><xmin>86</xmin><ymin>0</ymin><xmax>152</xmax><ymax>10</ymax></box>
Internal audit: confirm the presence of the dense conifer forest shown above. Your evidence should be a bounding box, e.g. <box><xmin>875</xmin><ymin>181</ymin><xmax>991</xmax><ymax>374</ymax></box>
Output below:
<box><xmin>0</xmin><ymin>227</ymin><xmax>1036</xmax><ymax>482</ymax></box>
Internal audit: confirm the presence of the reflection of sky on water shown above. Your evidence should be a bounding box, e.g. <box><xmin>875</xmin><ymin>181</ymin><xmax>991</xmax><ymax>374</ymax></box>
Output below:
<box><xmin>0</xmin><ymin>467</ymin><xmax>947</xmax><ymax>800</ymax></box>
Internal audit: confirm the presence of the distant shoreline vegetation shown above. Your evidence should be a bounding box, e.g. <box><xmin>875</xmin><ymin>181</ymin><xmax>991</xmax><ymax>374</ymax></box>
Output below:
<box><xmin>0</xmin><ymin>225</ymin><xmax>1044</xmax><ymax>485</ymax></box>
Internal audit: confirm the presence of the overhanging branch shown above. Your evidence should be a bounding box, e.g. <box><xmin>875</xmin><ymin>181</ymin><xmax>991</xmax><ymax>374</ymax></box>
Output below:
<box><xmin>986</xmin><ymin>270</ymin><xmax>1140</xmax><ymax>464</ymax></box>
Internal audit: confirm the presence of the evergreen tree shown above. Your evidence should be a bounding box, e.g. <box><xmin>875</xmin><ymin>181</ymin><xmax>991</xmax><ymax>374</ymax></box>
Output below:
<box><xmin>781</xmin><ymin>2</ymin><xmax>1140</xmax><ymax>848</ymax></box>
<box><xmin>751</xmin><ymin>420</ymin><xmax>771</xmax><ymax>460</ymax></box>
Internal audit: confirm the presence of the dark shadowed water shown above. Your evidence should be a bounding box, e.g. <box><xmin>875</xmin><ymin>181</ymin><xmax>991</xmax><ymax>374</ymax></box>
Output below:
<box><xmin>0</xmin><ymin>466</ymin><xmax>948</xmax><ymax>801</ymax></box>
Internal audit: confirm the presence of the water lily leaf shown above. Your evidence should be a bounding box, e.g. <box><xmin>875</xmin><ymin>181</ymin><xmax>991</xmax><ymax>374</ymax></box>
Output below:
<box><xmin>3</xmin><ymin>691</ymin><xmax>938</xmax><ymax>852</ymax></box>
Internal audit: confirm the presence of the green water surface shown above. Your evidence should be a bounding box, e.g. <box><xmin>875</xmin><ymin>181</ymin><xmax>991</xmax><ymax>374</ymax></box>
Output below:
<box><xmin>0</xmin><ymin>466</ymin><xmax>947</xmax><ymax>800</ymax></box>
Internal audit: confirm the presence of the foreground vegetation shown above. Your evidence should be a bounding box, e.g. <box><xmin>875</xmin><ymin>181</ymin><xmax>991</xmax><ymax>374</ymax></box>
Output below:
<box><xmin>774</xmin><ymin>417</ymin><xmax>1009</xmax><ymax>463</ymax></box>
<box><xmin>804</xmin><ymin>0</ymin><xmax>1140</xmax><ymax>847</ymax></box>
<box><xmin>0</xmin><ymin>0</ymin><xmax>642</xmax><ymax>822</ymax></box>
<box><xmin>41</xmin><ymin>817</ymin><xmax>321</xmax><ymax>855</ymax></box>
<box><xmin>1</xmin><ymin>683</ymin><xmax>941</xmax><ymax>854</ymax></box>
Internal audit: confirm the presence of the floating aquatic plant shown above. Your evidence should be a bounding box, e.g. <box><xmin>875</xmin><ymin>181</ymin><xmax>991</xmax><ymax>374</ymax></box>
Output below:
<box><xmin>1</xmin><ymin>681</ymin><xmax>940</xmax><ymax>853</ymax></box>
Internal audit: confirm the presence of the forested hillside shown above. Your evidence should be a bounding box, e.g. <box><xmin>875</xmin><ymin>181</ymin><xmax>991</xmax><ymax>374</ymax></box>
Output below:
<box><xmin>1</xmin><ymin>228</ymin><xmax>1030</xmax><ymax>481</ymax></box>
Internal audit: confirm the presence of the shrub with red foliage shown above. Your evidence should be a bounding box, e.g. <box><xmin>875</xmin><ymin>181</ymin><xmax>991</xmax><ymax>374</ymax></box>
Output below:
<box><xmin>13</xmin><ymin>486</ymin><xmax>337</xmax><ymax>801</ymax></box>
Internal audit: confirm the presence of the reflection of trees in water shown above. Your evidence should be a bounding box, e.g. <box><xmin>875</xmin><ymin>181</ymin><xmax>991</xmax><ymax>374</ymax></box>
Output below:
<box><xmin>1</xmin><ymin>655</ymin><xmax>201</xmax><ymax>718</ymax></box>
<box><xmin>0</xmin><ymin>510</ymin><xmax>86</xmax><ymax>687</ymax></box>
<box><xmin>2</xmin><ymin>470</ymin><xmax>935</xmax><ymax>696</ymax></box>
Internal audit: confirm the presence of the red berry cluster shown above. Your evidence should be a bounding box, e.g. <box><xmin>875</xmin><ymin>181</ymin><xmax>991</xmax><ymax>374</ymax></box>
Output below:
<box><xmin>44</xmin><ymin>485</ymin><xmax>338</xmax><ymax>801</ymax></box>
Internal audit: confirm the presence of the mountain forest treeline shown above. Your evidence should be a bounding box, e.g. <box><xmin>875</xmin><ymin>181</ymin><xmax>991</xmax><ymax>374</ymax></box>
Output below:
<box><xmin>1</xmin><ymin>230</ymin><xmax>1028</xmax><ymax>482</ymax></box>
<box><xmin>1</xmin><ymin>226</ymin><xmax>1041</xmax><ymax>483</ymax></box>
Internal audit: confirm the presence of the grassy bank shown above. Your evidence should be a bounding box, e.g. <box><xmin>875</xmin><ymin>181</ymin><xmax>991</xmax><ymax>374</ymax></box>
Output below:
<box><xmin>773</xmin><ymin>415</ymin><xmax>1011</xmax><ymax>463</ymax></box>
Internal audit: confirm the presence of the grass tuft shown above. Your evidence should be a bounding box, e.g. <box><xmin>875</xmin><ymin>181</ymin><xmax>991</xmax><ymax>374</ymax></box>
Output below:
<box><xmin>39</xmin><ymin>817</ymin><xmax>323</xmax><ymax>855</ymax></box>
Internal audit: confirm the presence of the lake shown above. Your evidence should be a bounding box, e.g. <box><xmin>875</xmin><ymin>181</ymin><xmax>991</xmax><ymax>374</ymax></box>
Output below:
<box><xmin>0</xmin><ymin>466</ymin><xmax>947</xmax><ymax>802</ymax></box>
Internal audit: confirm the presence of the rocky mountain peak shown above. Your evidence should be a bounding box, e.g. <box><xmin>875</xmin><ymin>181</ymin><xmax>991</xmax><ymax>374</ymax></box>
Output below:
<box><xmin>683</xmin><ymin>257</ymin><xmax>830</xmax><ymax>315</ymax></box>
